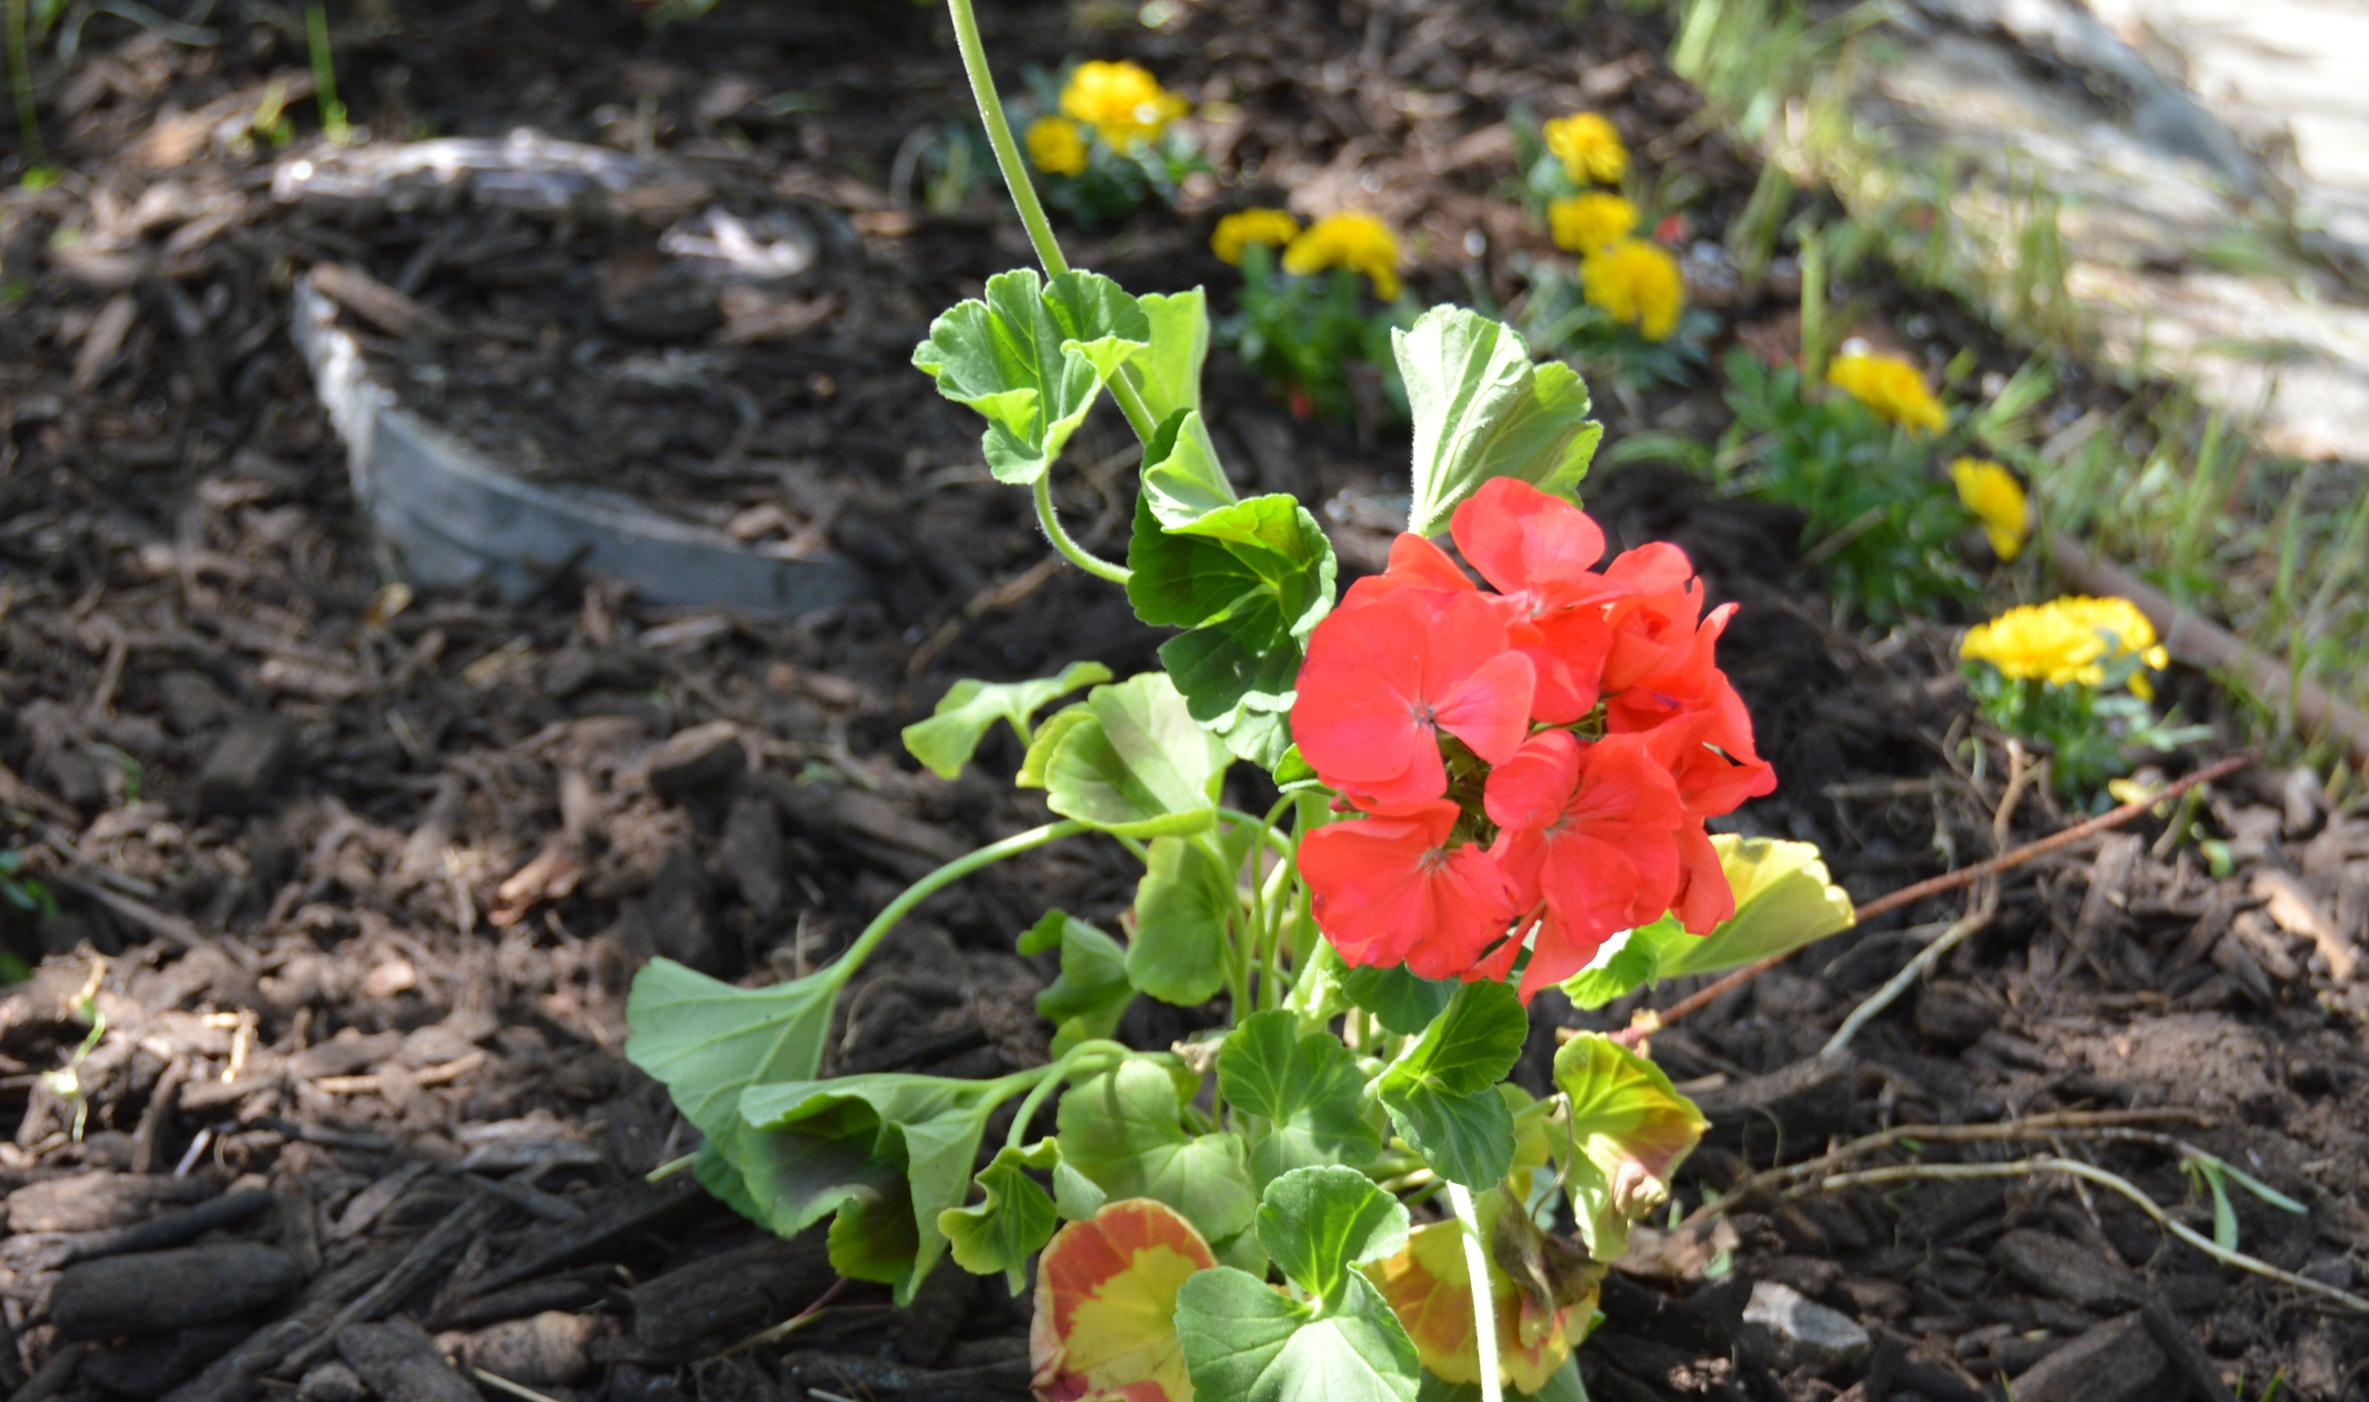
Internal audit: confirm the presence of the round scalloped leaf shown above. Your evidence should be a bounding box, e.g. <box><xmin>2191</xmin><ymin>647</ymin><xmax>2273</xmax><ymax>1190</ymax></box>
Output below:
<box><xmin>1030</xmin><ymin>1197</ymin><xmax>1217</xmax><ymax>1402</ymax></box>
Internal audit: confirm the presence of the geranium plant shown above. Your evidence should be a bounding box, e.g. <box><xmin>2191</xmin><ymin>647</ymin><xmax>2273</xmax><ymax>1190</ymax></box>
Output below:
<box><xmin>623</xmin><ymin>10</ymin><xmax>1857</xmax><ymax>1401</ymax></box>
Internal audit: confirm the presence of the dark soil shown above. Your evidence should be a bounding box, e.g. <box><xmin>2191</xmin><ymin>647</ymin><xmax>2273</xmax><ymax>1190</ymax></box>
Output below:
<box><xmin>2</xmin><ymin>0</ymin><xmax>2366</xmax><ymax>1400</ymax></box>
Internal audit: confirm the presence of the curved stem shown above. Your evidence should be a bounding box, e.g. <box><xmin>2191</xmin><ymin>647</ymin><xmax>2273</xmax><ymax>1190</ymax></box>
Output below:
<box><xmin>943</xmin><ymin>0</ymin><xmax>1067</xmax><ymax>280</ymax></box>
<box><xmin>1005</xmin><ymin>1039</ymin><xmax>1128</xmax><ymax>1150</ymax></box>
<box><xmin>942</xmin><ymin>0</ymin><xmax>1158</xmax><ymax>446</ymax></box>
<box><xmin>1033</xmin><ymin>475</ymin><xmax>1132</xmax><ymax>586</ymax></box>
<box><xmin>828</xmin><ymin>819</ymin><xmax>1085</xmax><ymax>991</ymax></box>
<box><xmin>1445</xmin><ymin>1181</ymin><xmax>1504</xmax><ymax>1402</ymax></box>
<box><xmin>1219</xmin><ymin>805</ymin><xmax>1298</xmax><ymax>859</ymax></box>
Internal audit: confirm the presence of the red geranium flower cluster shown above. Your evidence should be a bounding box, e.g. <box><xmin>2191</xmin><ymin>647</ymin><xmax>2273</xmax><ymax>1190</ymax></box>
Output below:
<box><xmin>1293</xmin><ymin>479</ymin><xmax>1775</xmax><ymax>1001</ymax></box>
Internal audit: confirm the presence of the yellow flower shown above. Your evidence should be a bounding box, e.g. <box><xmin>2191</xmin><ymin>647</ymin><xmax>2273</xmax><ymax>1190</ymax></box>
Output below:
<box><xmin>1825</xmin><ymin>352</ymin><xmax>1947</xmax><ymax>435</ymax></box>
<box><xmin>1548</xmin><ymin>192</ymin><xmax>1636</xmax><ymax>255</ymax></box>
<box><xmin>1059</xmin><ymin>60</ymin><xmax>1188</xmax><ymax>152</ymax></box>
<box><xmin>1211</xmin><ymin>207</ymin><xmax>1302</xmax><ymax>264</ymax></box>
<box><xmin>1281</xmin><ymin>211</ymin><xmax>1402</xmax><ymax>300</ymax></box>
<box><xmin>1949</xmin><ymin>457</ymin><xmax>2029</xmax><ymax>562</ymax></box>
<box><xmin>1578</xmin><ymin>238</ymin><xmax>1684</xmax><ymax>341</ymax></box>
<box><xmin>1960</xmin><ymin>596</ymin><xmax>2169</xmax><ymax>696</ymax></box>
<box><xmin>1543</xmin><ymin>112</ymin><xmax>1628</xmax><ymax>184</ymax></box>
<box><xmin>1024</xmin><ymin>115</ymin><xmax>1088</xmax><ymax>177</ymax></box>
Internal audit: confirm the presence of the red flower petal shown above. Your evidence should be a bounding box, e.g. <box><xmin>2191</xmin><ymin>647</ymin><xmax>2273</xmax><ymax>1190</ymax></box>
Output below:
<box><xmin>1301</xmin><ymin>800</ymin><xmax>1516</xmax><ymax>975</ymax></box>
<box><xmin>1484</xmin><ymin>733</ymin><xmax>1685</xmax><ymax>995</ymax></box>
<box><xmin>1293</xmin><ymin>588</ymin><xmax>1531</xmax><ymax>803</ymax></box>
<box><xmin>1341</xmin><ymin>533</ymin><xmax>1477</xmax><ymax>610</ymax></box>
<box><xmin>1670</xmin><ymin>824</ymin><xmax>1735</xmax><ymax>934</ymax></box>
<box><xmin>1449</xmin><ymin>479</ymin><xmax>1607</xmax><ymax>607</ymax></box>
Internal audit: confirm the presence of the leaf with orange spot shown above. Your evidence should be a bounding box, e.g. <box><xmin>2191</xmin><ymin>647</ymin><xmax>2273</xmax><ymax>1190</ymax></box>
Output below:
<box><xmin>1032</xmin><ymin>1197</ymin><xmax>1217</xmax><ymax>1402</ymax></box>
<box><xmin>1363</xmin><ymin>1199</ymin><xmax>1591</xmax><ymax>1397</ymax></box>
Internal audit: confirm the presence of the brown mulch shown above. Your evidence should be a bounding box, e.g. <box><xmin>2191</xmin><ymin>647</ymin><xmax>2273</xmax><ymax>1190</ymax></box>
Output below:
<box><xmin>1</xmin><ymin>0</ymin><xmax>2367</xmax><ymax>1400</ymax></box>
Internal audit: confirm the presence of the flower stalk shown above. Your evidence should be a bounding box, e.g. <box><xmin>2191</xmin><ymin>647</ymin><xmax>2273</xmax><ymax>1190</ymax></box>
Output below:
<box><xmin>942</xmin><ymin>0</ymin><xmax>1159</xmax><ymax>445</ymax></box>
<box><xmin>1444</xmin><ymin>1181</ymin><xmax>1503</xmax><ymax>1402</ymax></box>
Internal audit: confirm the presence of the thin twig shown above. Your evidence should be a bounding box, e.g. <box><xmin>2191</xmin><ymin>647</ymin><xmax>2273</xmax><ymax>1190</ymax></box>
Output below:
<box><xmin>473</xmin><ymin>1371</ymin><xmax>565</xmax><ymax>1402</ymax></box>
<box><xmin>1685</xmin><ymin>1109</ymin><xmax>2214</xmax><ymax>1227</ymax></box>
<box><xmin>1796</xmin><ymin>1156</ymin><xmax>2369</xmax><ymax>1314</ymax></box>
<box><xmin>1855</xmin><ymin>751</ymin><xmax>2250</xmax><ymax>925</ymax></box>
<box><xmin>1617</xmin><ymin>752</ymin><xmax>2251</xmax><ymax>1044</ymax></box>
<box><xmin>1820</xmin><ymin>881</ymin><xmax>1998</xmax><ymax>1056</ymax></box>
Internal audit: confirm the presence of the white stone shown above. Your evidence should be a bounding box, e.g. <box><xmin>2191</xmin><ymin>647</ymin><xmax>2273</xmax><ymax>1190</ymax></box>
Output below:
<box><xmin>1739</xmin><ymin>1280</ymin><xmax>1873</xmax><ymax>1375</ymax></box>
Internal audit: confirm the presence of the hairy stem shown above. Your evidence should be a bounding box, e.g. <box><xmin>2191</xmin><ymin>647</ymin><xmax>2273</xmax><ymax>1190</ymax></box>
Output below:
<box><xmin>941</xmin><ymin>0</ymin><xmax>1159</xmax><ymax>444</ymax></box>
<box><xmin>1445</xmin><ymin>1181</ymin><xmax>1503</xmax><ymax>1402</ymax></box>
<box><xmin>1032</xmin><ymin>475</ymin><xmax>1131</xmax><ymax>586</ymax></box>
<box><xmin>831</xmin><ymin>819</ymin><xmax>1085</xmax><ymax>990</ymax></box>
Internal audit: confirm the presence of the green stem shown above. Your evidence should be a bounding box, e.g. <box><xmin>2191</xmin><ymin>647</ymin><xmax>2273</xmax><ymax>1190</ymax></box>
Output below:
<box><xmin>828</xmin><ymin>819</ymin><xmax>1085</xmax><ymax>991</ymax></box>
<box><xmin>304</xmin><ymin>2</ymin><xmax>347</xmax><ymax>141</ymax></box>
<box><xmin>1445</xmin><ymin>1181</ymin><xmax>1504</xmax><ymax>1402</ymax></box>
<box><xmin>1005</xmin><ymin>1039</ymin><xmax>1128</xmax><ymax>1150</ymax></box>
<box><xmin>1032</xmin><ymin>475</ymin><xmax>1131</xmax><ymax>586</ymax></box>
<box><xmin>1219</xmin><ymin>805</ymin><xmax>1298</xmax><ymax>859</ymax></box>
<box><xmin>941</xmin><ymin>0</ymin><xmax>1159</xmax><ymax>445</ymax></box>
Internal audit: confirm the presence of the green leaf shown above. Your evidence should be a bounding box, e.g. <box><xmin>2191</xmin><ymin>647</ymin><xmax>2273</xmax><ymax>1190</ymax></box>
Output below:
<box><xmin>1176</xmin><ymin>1268</ymin><xmax>1420</xmax><ymax>1402</ymax></box>
<box><xmin>1257</xmin><ymin>1165</ymin><xmax>1410</xmax><ymax>1307</ymax></box>
<box><xmin>1374</xmin><ymin>980</ymin><xmax>1528</xmax><ymax>1189</ymax></box>
<box><xmin>1557</xmin><ymin>929</ymin><xmax>1669</xmax><ymax>1012</ymax></box>
<box><xmin>1561</xmin><ymin>837</ymin><xmax>1857</xmax><ymax>1009</ymax></box>
<box><xmin>1136</xmin><ymin>289</ymin><xmax>1210</xmax><ymax>424</ymax></box>
<box><xmin>1552</xmin><ymin>1033</ymin><xmax>1708</xmax><ymax>1262</ymax></box>
<box><xmin>900</xmin><ymin>662</ymin><xmax>1112</xmax><ymax>780</ymax></box>
<box><xmin>1138</xmin><ymin>408</ymin><xmax>1238</xmax><ymax>529</ymax></box>
<box><xmin>1653</xmin><ymin>836</ymin><xmax>1856</xmax><ymax>980</ymax></box>
<box><xmin>1016</xmin><ymin>703</ymin><xmax>1093</xmax><ymax>789</ymax></box>
<box><xmin>732</xmin><ymin>1072</ymin><xmax>1028</xmax><ymax>1304</ymax></box>
<box><xmin>625</xmin><ymin>958</ymin><xmax>838</xmax><ymax>1214</ymax></box>
<box><xmin>1219</xmin><ymin>1009</ymin><xmax>1384</xmax><ymax>1187</ymax></box>
<box><xmin>1056</xmin><ymin>1059</ymin><xmax>1258</xmax><ymax>1245</ymax></box>
<box><xmin>1129</xmin><ymin>491</ymin><xmax>1335</xmax><ymax>750</ymax></box>
<box><xmin>1127</xmin><ymin>838</ymin><xmax>1234</xmax><ymax>1006</ymax></box>
<box><xmin>1043</xmin><ymin>673</ymin><xmax>1231</xmax><ymax>837</ymax></box>
<box><xmin>939</xmin><ymin>1140</ymin><xmax>1059</xmax><ymax>1294</ymax></box>
<box><xmin>1020</xmin><ymin>910</ymin><xmax>1138</xmax><ymax>1054</ymax></box>
<box><xmin>1394</xmin><ymin>306</ymin><xmax>1601</xmax><ymax>537</ymax></box>
<box><xmin>911</xmin><ymin>268</ymin><xmax>1150</xmax><ymax>485</ymax></box>
<box><xmin>1340</xmin><ymin>964</ymin><xmax>1457</xmax><ymax>1036</ymax></box>
<box><xmin>1052</xmin><ymin>1159</ymin><xmax>1108</xmax><ymax>1221</ymax></box>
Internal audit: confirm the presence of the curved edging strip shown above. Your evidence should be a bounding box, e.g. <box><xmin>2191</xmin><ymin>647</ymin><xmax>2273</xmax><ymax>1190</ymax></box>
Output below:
<box><xmin>291</xmin><ymin>276</ymin><xmax>874</xmax><ymax>618</ymax></box>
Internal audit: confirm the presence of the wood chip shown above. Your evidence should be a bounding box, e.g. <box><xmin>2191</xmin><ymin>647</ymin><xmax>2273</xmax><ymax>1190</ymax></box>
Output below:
<box><xmin>308</xmin><ymin>263</ymin><xmax>460</xmax><ymax>340</ymax></box>
<box><xmin>2251</xmin><ymin>869</ymin><xmax>2356</xmax><ymax>980</ymax></box>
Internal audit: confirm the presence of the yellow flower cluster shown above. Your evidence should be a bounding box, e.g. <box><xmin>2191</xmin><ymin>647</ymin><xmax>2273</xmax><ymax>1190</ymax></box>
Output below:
<box><xmin>1579</xmin><ymin>238</ymin><xmax>1683</xmax><ymax>341</ymax></box>
<box><xmin>1961</xmin><ymin>596</ymin><xmax>2170</xmax><ymax>697</ymax></box>
<box><xmin>1825</xmin><ymin>352</ymin><xmax>1946</xmax><ymax>435</ymax></box>
<box><xmin>1024</xmin><ymin>116</ymin><xmax>1088</xmax><ymax>177</ymax></box>
<box><xmin>1548</xmin><ymin>192</ymin><xmax>1636</xmax><ymax>255</ymax></box>
<box><xmin>1949</xmin><ymin>457</ymin><xmax>2028</xmax><ymax>561</ymax></box>
<box><xmin>1543</xmin><ymin>112</ymin><xmax>1628</xmax><ymax>184</ymax></box>
<box><xmin>1211</xmin><ymin>207</ymin><xmax>1302</xmax><ymax>265</ymax></box>
<box><xmin>1280</xmin><ymin>211</ymin><xmax>1403</xmax><ymax>300</ymax></box>
<box><xmin>1059</xmin><ymin>60</ymin><xmax>1188</xmax><ymax>153</ymax></box>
